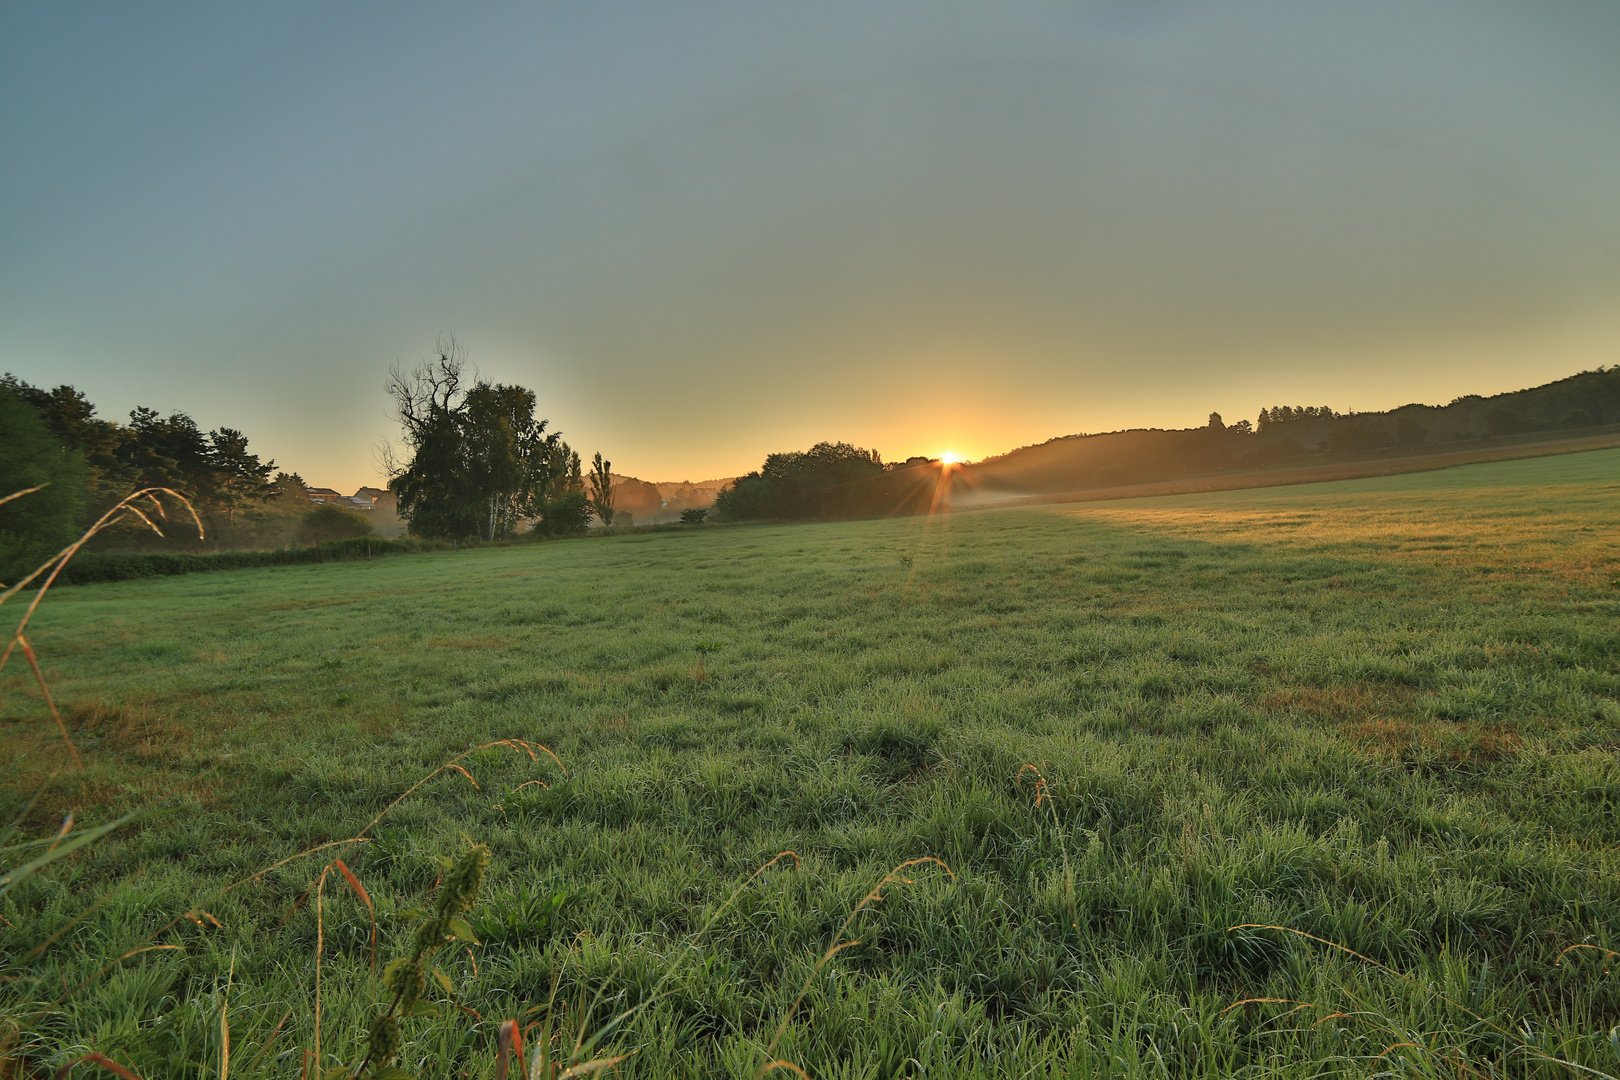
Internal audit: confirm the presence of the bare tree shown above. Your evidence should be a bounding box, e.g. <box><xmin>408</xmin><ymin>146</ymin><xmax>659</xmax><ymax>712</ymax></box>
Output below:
<box><xmin>386</xmin><ymin>336</ymin><xmax>466</xmax><ymax>450</ymax></box>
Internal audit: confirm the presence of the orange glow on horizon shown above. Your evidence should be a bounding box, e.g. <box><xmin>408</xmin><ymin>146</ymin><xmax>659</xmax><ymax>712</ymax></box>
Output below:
<box><xmin>938</xmin><ymin>451</ymin><xmax>962</xmax><ymax>465</ymax></box>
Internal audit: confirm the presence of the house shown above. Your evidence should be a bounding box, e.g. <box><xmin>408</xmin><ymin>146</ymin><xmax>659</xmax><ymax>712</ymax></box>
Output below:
<box><xmin>306</xmin><ymin>487</ymin><xmax>344</xmax><ymax>504</ymax></box>
<box><xmin>356</xmin><ymin>487</ymin><xmax>397</xmax><ymax>513</ymax></box>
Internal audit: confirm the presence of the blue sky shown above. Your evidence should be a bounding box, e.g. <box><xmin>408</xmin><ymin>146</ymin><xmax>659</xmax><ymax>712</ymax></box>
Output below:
<box><xmin>4</xmin><ymin>2</ymin><xmax>1619</xmax><ymax>489</ymax></box>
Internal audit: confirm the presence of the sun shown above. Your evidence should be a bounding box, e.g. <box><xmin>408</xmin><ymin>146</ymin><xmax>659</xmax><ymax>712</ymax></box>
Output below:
<box><xmin>938</xmin><ymin>451</ymin><xmax>962</xmax><ymax>465</ymax></box>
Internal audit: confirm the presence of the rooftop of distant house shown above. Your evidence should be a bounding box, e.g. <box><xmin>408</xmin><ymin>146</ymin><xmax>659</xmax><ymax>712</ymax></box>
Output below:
<box><xmin>306</xmin><ymin>486</ymin><xmax>392</xmax><ymax>511</ymax></box>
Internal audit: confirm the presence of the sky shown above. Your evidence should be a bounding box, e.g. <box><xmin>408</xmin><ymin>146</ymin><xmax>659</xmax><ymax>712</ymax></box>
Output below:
<box><xmin>3</xmin><ymin>2</ymin><xmax>1619</xmax><ymax>490</ymax></box>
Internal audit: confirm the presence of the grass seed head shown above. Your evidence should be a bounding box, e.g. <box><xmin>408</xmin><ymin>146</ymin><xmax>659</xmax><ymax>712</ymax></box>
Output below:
<box><xmin>435</xmin><ymin>843</ymin><xmax>489</xmax><ymax>918</ymax></box>
<box><xmin>365</xmin><ymin>1014</ymin><xmax>402</xmax><ymax>1068</ymax></box>
<box><xmin>384</xmin><ymin>957</ymin><xmax>427</xmax><ymax>1014</ymax></box>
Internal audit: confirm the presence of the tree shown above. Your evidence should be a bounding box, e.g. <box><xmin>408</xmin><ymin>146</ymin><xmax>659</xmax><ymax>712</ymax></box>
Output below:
<box><xmin>297</xmin><ymin>504</ymin><xmax>374</xmax><ymax>545</ymax></box>
<box><xmin>714</xmin><ymin>441</ymin><xmax>888</xmax><ymax>521</ymax></box>
<box><xmin>386</xmin><ymin>345</ymin><xmax>477</xmax><ymax>539</ymax></box>
<box><xmin>462</xmin><ymin>381</ymin><xmax>556</xmax><ymax>540</ymax></box>
<box><xmin>680</xmin><ymin>507</ymin><xmax>708</xmax><ymax>524</ymax></box>
<box><xmin>0</xmin><ymin>388</ymin><xmax>87</xmax><ymax>585</ymax></box>
<box><xmin>206</xmin><ymin>426</ymin><xmax>277</xmax><ymax>522</ymax></box>
<box><xmin>272</xmin><ymin>472</ymin><xmax>310</xmax><ymax>501</ymax></box>
<box><xmin>588</xmin><ymin>452</ymin><xmax>615</xmax><ymax>526</ymax></box>
<box><xmin>535</xmin><ymin>491</ymin><xmax>592</xmax><ymax>536</ymax></box>
<box><xmin>1</xmin><ymin>375</ymin><xmax>279</xmax><ymax>532</ymax></box>
<box><xmin>385</xmin><ymin>340</ymin><xmax>577</xmax><ymax>541</ymax></box>
<box><xmin>0</xmin><ymin>374</ymin><xmax>128</xmax><ymax>505</ymax></box>
<box><xmin>1207</xmin><ymin>412</ymin><xmax>1225</xmax><ymax>431</ymax></box>
<box><xmin>121</xmin><ymin>406</ymin><xmax>215</xmax><ymax>497</ymax></box>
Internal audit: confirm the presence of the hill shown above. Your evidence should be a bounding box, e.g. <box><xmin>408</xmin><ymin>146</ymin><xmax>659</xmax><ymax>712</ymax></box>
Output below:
<box><xmin>602</xmin><ymin>472</ymin><xmax>735</xmax><ymax>524</ymax></box>
<box><xmin>964</xmin><ymin>366</ymin><xmax>1620</xmax><ymax>499</ymax></box>
<box><xmin>604</xmin><ymin>474</ymin><xmax>737</xmax><ymax>523</ymax></box>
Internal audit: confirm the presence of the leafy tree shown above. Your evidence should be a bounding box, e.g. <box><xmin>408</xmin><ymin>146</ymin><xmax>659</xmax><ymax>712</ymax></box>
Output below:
<box><xmin>386</xmin><ymin>347</ymin><xmax>476</xmax><ymax>539</ymax></box>
<box><xmin>715</xmin><ymin>442</ymin><xmax>888</xmax><ymax>521</ymax></box>
<box><xmin>529</xmin><ymin>443</ymin><xmax>587</xmax><ymax>537</ymax></box>
<box><xmin>462</xmin><ymin>381</ymin><xmax>557</xmax><ymax>540</ymax></box>
<box><xmin>386</xmin><ymin>341</ymin><xmax>579</xmax><ymax>541</ymax></box>
<box><xmin>297</xmin><ymin>504</ymin><xmax>374</xmax><ymax>545</ymax></box>
<box><xmin>120</xmin><ymin>406</ymin><xmax>216</xmax><ymax>496</ymax></box>
<box><xmin>0</xmin><ymin>389</ymin><xmax>87</xmax><ymax>585</ymax></box>
<box><xmin>534</xmin><ymin>491</ymin><xmax>592</xmax><ymax>537</ymax></box>
<box><xmin>588</xmin><ymin>452</ymin><xmax>615</xmax><ymax>526</ymax></box>
<box><xmin>679</xmin><ymin>507</ymin><xmax>708</xmax><ymax>524</ymax></box>
<box><xmin>1256</xmin><ymin>405</ymin><xmax>1339</xmax><ymax>433</ymax></box>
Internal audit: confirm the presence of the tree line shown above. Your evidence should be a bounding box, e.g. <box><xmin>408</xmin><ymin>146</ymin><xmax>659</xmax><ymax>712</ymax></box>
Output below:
<box><xmin>1</xmin><ymin>374</ymin><xmax>294</xmax><ymax>582</ymax></box>
<box><xmin>2</xmin><ymin>374</ymin><xmax>279</xmax><ymax>523</ymax></box>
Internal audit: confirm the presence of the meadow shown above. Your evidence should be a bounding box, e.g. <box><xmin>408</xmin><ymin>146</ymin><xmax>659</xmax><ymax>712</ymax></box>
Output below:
<box><xmin>3</xmin><ymin>449</ymin><xmax>1619</xmax><ymax>1078</ymax></box>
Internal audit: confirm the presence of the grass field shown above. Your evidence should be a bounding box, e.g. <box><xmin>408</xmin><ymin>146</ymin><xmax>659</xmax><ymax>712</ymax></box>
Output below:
<box><xmin>4</xmin><ymin>449</ymin><xmax>1620</xmax><ymax>1078</ymax></box>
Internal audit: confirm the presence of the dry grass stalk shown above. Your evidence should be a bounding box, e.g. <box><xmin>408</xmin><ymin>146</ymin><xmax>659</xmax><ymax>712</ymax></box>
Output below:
<box><xmin>314</xmin><ymin>864</ymin><xmax>331</xmax><ymax>1073</ymax></box>
<box><xmin>219</xmin><ymin>947</ymin><xmax>235</xmax><ymax>1080</ymax></box>
<box><xmin>49</xmin><ymin>1051</ymin><xmax>142</xmax><ymax>1079</ymax></box>
<box><xmin>1218</xmin><ymin>997</ymin><xmax>1318</xmax><ymax>1019</ymax></box>
<box><xmin>494</xmin><ymin>1019</ymin><xmax>522</xmax><ymax>1080</ymax></box>
<box><xmin>16</xmin><ymin>636</ymin><xmax>80</xmax><ymax>767</ymax></box>
<box><xmin>1</xmin><ymin>486</ymin><xmax>203</xmax><ymax>770</ymax></box>
<box><xmin>1555</xmin><ymin>944</ymin><xmax>1620</xmax><ymax>972</ymax></box>
<box><xmin>333</xmin><ymin>859</ymin><xmax>378</xmax><ymax>984</ymax></box>
<box><xmin>757</xmin><ymin>1063</ymin><xmax>811</xmax><ymax>1079</ymax></box>
<box><xmin>0</xmin><ymin>484</ymin><xmax>49</xmax><ymax>510</ymax></box>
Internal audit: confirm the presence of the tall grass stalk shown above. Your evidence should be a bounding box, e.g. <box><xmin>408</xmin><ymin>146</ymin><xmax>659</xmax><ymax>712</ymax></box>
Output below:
<box><xmin>1</xmin><ymin>486</ymin><xmax>202</xmax><ymax>768</ymax></box>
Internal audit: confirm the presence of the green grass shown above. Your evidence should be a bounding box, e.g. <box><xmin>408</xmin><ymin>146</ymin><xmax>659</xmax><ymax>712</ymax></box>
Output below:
<box><xmin>4</xmin><ymin>448</ymin><xmax>1620</xmax><ymax>1078</ymax></box>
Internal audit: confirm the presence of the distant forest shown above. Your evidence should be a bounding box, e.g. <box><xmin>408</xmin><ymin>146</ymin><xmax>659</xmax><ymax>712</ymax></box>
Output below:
<box><xmin>715</xmin><ymin>367</ymin><xmax>1620</xmax><ymax>522</ymax></box>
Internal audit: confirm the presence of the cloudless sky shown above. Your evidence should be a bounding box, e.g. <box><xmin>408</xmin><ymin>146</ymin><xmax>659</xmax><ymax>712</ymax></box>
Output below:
<box><xmin>4</xmin><ymin>2</ymin><xmax>1619</xmax><ymax>490</ymax></box>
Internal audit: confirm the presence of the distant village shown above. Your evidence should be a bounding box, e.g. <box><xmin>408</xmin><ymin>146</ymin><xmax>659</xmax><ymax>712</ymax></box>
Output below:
<box><xmin>303</xmin><ymin>486</ymin><xmax>397</xmax><ymax>514</ymax></box>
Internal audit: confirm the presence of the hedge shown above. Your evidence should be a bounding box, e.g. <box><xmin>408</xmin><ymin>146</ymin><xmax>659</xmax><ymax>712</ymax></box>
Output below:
<box><xmin>49</xmin><ymin>536</ymin><xmax>451</xmax><ymax>586</ymax></box>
